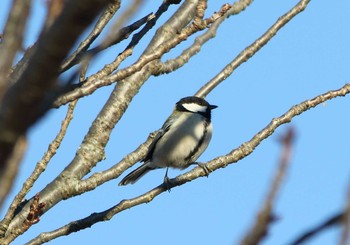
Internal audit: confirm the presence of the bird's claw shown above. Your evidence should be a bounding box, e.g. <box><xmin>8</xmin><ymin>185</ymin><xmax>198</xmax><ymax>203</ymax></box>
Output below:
<box><xmin>163</xmin><ymin>175</ymin><xmax>173</xmax><ymax>192</ymax></box>
<box><xmin>196</xmin><ymin>162</ymin><xmax>211</xmax><ymax>177</ymax></box>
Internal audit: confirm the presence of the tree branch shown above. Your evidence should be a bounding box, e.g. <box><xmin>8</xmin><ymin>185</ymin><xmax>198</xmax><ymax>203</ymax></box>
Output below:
<box><xmin>0</xmin><ymin>0</ymin><xmax>32</xmax><ymax>99</ymax></box>
<box><xmin>195</xmin><ymin>0</ymin><xmax>310</xmax><ymax>98</ymax></box>
<box><xmin>75</xmin><ymin>130</ymin><xmax>160</xmax><ymax>194</ymax></box>
<box><xmin>0</xmin><ymin>137</ymin><xmax>26</xmax><ymax>209</ymax></box>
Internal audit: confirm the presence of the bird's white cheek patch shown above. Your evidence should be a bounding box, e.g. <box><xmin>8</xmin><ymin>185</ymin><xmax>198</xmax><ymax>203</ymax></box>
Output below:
<box><xmin>183</xmin><ymin>103</ymin><xmax>207</xmax><ymax>113</ymax></box>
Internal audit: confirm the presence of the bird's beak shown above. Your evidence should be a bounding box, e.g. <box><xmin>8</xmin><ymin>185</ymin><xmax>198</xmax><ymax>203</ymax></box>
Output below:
<box><xmin>209</xmin><ymin>105</ymin><xmax>218</xmax><ymax>110</ymax></box>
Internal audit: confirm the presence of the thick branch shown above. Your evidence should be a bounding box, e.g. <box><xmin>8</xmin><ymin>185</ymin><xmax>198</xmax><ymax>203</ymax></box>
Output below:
<box><xmin>0</xmin><ymin>0</ymin><xmax>31</xmax><ymax>99</ymax></box>
<box><xmin>0</xmin><ymin>137</ymin><xmax>26</xmax><ymax>209</ymax></box>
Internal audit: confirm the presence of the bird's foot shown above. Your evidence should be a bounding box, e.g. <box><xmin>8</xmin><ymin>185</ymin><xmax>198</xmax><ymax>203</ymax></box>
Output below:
<box><xmin>195</xmin><ymin>162</ymin><xmax>211</xmax><ymax>177</ymax></box>
<box><xmin>163</xmin><ymin>175</ymin><xmax>174</xmax><ymax>192</ymax></box>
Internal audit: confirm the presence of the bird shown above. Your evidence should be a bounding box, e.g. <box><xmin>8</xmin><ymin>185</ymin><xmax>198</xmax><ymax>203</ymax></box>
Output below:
<box><xmin>118</xmin><ymin>96</ymin><xmax>217</xmax><ymax>186</ymax></box>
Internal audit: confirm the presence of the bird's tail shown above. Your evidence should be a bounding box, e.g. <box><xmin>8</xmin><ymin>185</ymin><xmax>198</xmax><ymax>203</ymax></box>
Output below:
<box><xmin>118</xmin><ymin>163</ymin><xmax>154</xmax><ymax>186</ymax></box>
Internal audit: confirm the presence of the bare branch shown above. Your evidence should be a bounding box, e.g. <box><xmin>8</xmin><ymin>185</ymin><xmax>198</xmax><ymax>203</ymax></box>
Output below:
<box><xmin>195</xmin><ymin>0</ymin><xmax>310</xmax><ymax>98</ymax></box>
<box><xmin>240</xmin><ymin>128</ymin><xmax>295</xmax><ymax>245</ymax></box>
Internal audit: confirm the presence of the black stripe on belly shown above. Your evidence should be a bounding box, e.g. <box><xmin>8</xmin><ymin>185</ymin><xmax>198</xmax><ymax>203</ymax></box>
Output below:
<box><xmin>184</xmin><ymin>119</ymin><xmax>209</xmax><ymax>163</ymax></box>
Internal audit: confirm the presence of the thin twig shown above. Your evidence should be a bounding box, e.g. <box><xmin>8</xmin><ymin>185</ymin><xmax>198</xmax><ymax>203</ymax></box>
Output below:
<box><xmin>195</xmin><ymin>0</ymin><xmax>310</xmax><ymax>98</ymax></box>
<box><xmin>101</xmin><ymin>0</ymin><xmax>145</xmax><ymax>49</ymax></box>
<box><xmin>26</xmin><ymin>83</ymin><xmax>350</xmax><ymax>244</ymax></box>
<box><xmin>60</xmin><ymin>0</ymin><xmax>121</xmax><ymax>72</ymax></box>
<box><xmin>288</xmin><ymin>212</ymin><xmax>343</xmax><ymax>245</ymax></box>
<box><xmin>154</xmin><ymin>0</ymin><xmax>253</xmax><ymax>75</ymax></box>
<box><xmin>340</xmin><ymin>180</ymin><xmax>350</xmax><ymax>245</ymax></box>
<box><xmin>75</xmin><ymin>130</ymin><xmax>160</xmax><ymax>194</ymax></box>
<box><xmin>62</xmin><ymin>5</ymin><xmax>157</xmax><ymax>73</ymax></box>
<box><xmin>85</xmin><ymin>13</ymin><xmax>155</xmax><ymax>59</ymax></box>
<box><xmin>240</xmin><ymin>127</ymin><xmax>295</xmax><ymax>245</ymax></box>
<box><xmin>78</xmin><ymin>11</ymin><xmax>156</xmax><ymax>82</ymax></box>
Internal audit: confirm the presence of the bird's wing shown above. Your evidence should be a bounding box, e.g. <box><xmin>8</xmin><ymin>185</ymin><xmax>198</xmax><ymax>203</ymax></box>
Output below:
<box><xmin>142</xmin><ymin>116</ymin><xmax>173</xmax><ymax>163</ymax></box>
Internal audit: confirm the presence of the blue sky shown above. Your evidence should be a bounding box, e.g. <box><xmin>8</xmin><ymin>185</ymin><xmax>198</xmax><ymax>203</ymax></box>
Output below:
<box><xmin>1</xmin><ymin>0</ymin><xmax>350</xmax><ymax>244</ymax></box>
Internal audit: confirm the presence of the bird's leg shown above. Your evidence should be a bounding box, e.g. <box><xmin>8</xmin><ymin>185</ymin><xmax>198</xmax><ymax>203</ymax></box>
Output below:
<box><xmin>192</xmin><ymin>162</ymin><xmax>211</xmax><ymax>177</ymax></box>
<box><xmin>163</xmin><ymin>168</ymin><xmax>169</xmax><ymax>182</ymax></box>
<box><xmin>163</xmin><ymin>168</ymin><xmax>172</xmax><ymax>192</ymax></box>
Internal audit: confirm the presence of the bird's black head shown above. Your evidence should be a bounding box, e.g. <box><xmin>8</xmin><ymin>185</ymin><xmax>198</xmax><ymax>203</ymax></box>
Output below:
<box><xmin>176</xmin><ymin>96</ymin><xmax>217</xmax><ymax>119</ymax></box>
